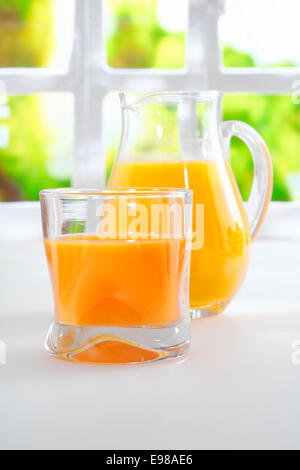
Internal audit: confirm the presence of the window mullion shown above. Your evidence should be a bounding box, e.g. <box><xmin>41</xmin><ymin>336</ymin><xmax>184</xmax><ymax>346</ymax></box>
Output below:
<box><xmin>217</xmin><ymin>69</ymin><xmax>300</xmax><ymax>93</ymax></box>
<box><xmin>73</xmin><ymin>0</ymin><xmax>94</xmax><ymax>187</ymax></box>
<box><xmin>0</xmin><ymin>69</ymin><xmax>74</xmax><ymax>95</ymax></box>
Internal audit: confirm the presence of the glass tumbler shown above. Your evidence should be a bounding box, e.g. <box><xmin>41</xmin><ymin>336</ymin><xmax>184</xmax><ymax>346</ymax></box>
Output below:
<box><xmin>40</xmin><ymin>188</ymin><xmax>192</xmax><ymax>364</ymax></box>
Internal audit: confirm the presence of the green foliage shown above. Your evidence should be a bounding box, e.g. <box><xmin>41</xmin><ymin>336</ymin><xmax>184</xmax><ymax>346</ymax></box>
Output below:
<box><xmin>104</xmin><ymin>4</ymin><xmax>300</xmax><ymax>202</ymax></box>
<box><xmin>106</xmin><ymin>0</ymin><xmax>185</xmax><ymax>69</ymax></box>
<box><xmin>106</xmin><ymin>46</ymin><xmax>300</xmax><ymax>203</ymax></box>
<box><xmin>0</xmin><ymin>0</ymin><xmax>32</xmax><ymax>20</ymax></box>
<box><xmin>223</xmin><ymin>46</ymin><xmax>256</xmax><ymax>68</ymax></box>
<box><xmin>107</xmin><ymin>18</ymin><xmax>157</xmax><ymax>68</ymax></box>
<box><xmin>0</xmin><ymin>96</ymin><xmax>70</xmax><ymax>201</ymax></box>
<box><xmin>223</xmin><ymin>45</ymin><xmax>296</xmax><ymax>69</ymax></box>
<box><xmin>0</xmin><ymin>0</ymin><xmax>299</xmax><ymax>202</ymax></box>
<box><xmin>0</xmin><ymin>0</ymin><xmax>67</xmax><ymax>202</ymax></box>
<box><xmin>223</xmin><ymin>53</ymin><xmax>300</xmax><ymax>201</ymax></box>
<box><xmin>0</xmin><ymin>0</ymin><xmax>54</xmax><ymax>67</ymax></box>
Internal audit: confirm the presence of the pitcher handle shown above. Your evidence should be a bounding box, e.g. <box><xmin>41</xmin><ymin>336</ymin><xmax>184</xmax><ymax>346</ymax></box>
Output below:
<box><xmin>221</xmin><ymin>121</ymin><xmax>273</xmax><ymax>240</ymax></box>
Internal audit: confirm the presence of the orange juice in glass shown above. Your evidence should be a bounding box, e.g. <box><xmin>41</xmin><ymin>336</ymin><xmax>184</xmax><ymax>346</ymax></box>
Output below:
<box><xmin>109</xmin><ymin>92</ymin><xmax>273</xmax><ymax>317</ymax></box>
<box><xmin>40</xmin><ymin>188</ymin><xmax>192</xmax><ymax>364</ymax></box>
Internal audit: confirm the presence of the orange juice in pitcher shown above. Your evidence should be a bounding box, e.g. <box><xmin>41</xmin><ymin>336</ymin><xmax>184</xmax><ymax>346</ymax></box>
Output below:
<box><xmin>109</xmin><ymin>92</ymin><xmax>273</xmax><ymax>317</ymax></box>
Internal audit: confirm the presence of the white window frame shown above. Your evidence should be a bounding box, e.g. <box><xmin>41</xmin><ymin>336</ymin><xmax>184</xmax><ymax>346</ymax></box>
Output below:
<box><xmin>0</xmin><ymin>0</ymin><xmax>299</xmax><ymax>240</ymax></box>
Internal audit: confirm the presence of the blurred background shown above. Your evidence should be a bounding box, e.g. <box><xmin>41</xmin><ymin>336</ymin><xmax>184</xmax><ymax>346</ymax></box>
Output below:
<box><xmin>0</xmin><ymin>0</ymin><xmax>299</xmax><ymax>202</ymax></box>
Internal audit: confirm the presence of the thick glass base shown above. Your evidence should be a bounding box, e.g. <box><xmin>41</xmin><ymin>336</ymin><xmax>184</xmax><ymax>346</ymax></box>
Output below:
<box><xmin>46</xmin><ymin>320</ymin><xmax>190</xmax><ymax>364</ymax></box>
<box><xmin>190</xmin><ymin>300</ymin><xmax>229</xmax><ymax>319</ymax></box>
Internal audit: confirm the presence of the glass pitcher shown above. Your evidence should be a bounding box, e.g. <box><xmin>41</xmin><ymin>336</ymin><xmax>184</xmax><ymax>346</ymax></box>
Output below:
<box><xmin>109</xmin><ymin>91</ymin><xmax>273</xmax><ymax>318</ymax></box>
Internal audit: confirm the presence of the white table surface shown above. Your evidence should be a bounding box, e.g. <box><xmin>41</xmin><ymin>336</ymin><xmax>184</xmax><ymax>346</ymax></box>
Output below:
<box><xmin>1</xmin><ymin>239</ymin><xmax>300</xmax><ymax>450</ymax></box>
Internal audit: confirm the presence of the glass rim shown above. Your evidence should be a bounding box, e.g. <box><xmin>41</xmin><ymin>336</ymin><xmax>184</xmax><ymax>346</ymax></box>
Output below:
<box><xmin>40</xmin><ymin>187</ymin><xmax>193</xmax><ymax>199</ymax></box>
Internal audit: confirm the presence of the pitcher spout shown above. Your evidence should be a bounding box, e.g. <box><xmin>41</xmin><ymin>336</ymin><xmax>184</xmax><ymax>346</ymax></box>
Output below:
<box><xmin>120</xmin><ymin>90</ymin><xmax>222</xmax><ymax>110</ymax></box>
